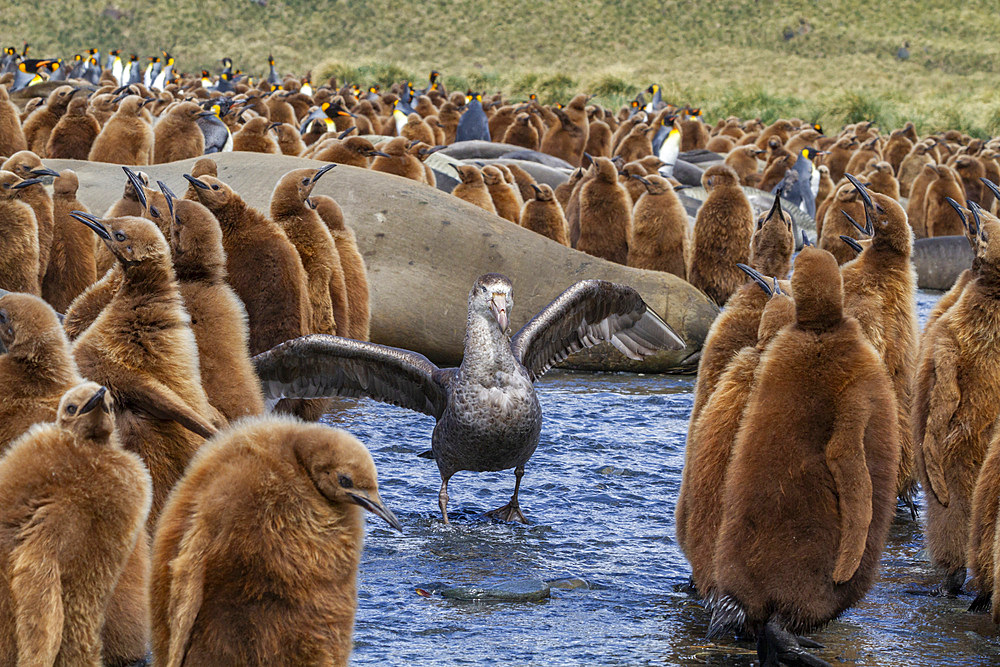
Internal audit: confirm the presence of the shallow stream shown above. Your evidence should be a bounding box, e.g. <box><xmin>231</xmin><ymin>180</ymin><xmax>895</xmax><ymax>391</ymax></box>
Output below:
<box><xmin>330</xmin><ymin>289</ymin><xmax>999</xmax><ymax>665</ymax></box>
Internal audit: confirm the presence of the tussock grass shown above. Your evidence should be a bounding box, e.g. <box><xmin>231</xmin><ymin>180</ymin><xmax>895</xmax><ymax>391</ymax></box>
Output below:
<box><xmin>7</xmin><ymin>0</ymin><xmax>1000</xmax><ymax>134</ymax></box>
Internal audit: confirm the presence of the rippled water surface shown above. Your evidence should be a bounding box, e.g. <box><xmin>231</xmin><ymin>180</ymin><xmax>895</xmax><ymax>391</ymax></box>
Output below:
<box><xmin>327</xmin><ymin>289</ymin><xmax>998</xmax><ymax>665</ymax></box>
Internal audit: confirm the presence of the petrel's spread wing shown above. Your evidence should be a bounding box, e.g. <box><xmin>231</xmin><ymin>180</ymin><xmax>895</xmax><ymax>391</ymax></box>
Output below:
<box><xmin>253</xmin><ymin>334</ymin><xmax>448</xmax><ymax>418</ymax></box>
<box><xmin>511</xmin><ymin>280</ymin><xmax>685</xmax><ymax>381</ymax></box>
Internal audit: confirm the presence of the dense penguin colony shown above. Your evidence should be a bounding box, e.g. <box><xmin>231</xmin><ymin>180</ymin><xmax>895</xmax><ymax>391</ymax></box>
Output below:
<box><xmin>2</xmin><ymin>46</ymin><xmax>1000</xmax><ymax>665</ymax></box>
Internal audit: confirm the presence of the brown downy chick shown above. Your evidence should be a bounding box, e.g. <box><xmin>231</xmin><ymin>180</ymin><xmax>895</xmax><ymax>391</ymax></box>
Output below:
<box><xmin>818</xmin><ymin>183</ymin><xmax>869</xmax><ymax>265</ymax></box>
<box><xmin>678</xmin><ymin>272</ymin><xmax>795</xmax><ymax>599</ymax></box>
<box><xmin>845</xmin><ymin>136</ymin><xmax>882</xmax><ymax>176</ymax></box>
<box><xmin>540</xmin><ymin>106</ymin><xmax>587</xmax><ymax>167</ymax></box>
<box><xmin>712</xmin><ymin>246</ymin><xmax>899</xmax><ymax>653</ymax></box>
<box><xmin>913</xmin><ymin>210</ymin><xmax>1000</xmax><ymax>595</ymax></box>
<box><xmin>314</xmin><ymin>136</ymin><xmax>387</xmax><ymax>169</ymax></box>
<box><xmin>0</xmin><ymin>85</ymin><xmax>26</xmax><ymax>157</ymax></box>
<box><xmin>312</xmin><ymin>194</ymin><xmax>370</xmax><ymax>341</ymax></box>
<box><xmin>88</xmin><ymin>95</ymin><xmax>154</xmax><ymax>165</ymax></box>
<box><xmin>884</xmin><ymin>128</ymin><xmax>914</xmax><ymax>175</ymax></box>
<box><xmin>0</xmin><ymin>171</ymin><xmax>41</xmax><ymax>294</ymax></box>
<box><xmin>451</xmin><ymin>164</ymin><xmax>498</xmax><ymax>214</ymax></box>
<box><xmin>613</xmin><ymin>122</ymin><xmax>653</xmax><ymax>164</ymax></box>
<box><xmin>0</xmin><ymin>292</ymin><xmax>80</xmax><ymax>449</ymax></box>
<box><xmin>502</xmin><ymin>112</ymin><xmax>539</xmax><ymax>151</ymax></box>
<box><xmin>585</xmin><ymin>117</ymin><xmax>613</xmax><ymax>158</ymax></box>
<box><xmin>159</xmin><ymin>182</ymin><xmax>265</xmax><ymax>421</ymax></box>
<box><xmin>839</xmin><ymin>176</ymin><xmax>919</xmax><ymax>506</ymax></box>
<box><xmin>825</xmin><ymin>135</ymin><xmax>859</xmax><ymax>184</ymax></box>
<box><xmin>898</xmin><ymin>142</ymin><xmax>935</xmax><ymax>198</ymax></box>
<box><xmin>626</xmin><ymin>173</ymin><xmax>690</xmax><ymax>279</ymax></box>
<box><xmin>925</xmin><ymin>165</ymin><xmax>967</xmax><ymax>237</ymax></box>
<box><xmin>401</xmin><ymin>112</ymin><xmax>435</xmax><ymax>145</ymax></box>
<box><xmin>153</xmin><ymin>101</ymin><xmax>207</xmax><ymax>163</ymax></box>
<box><xmin>577</xmin><ymin>156</ymin><xmax>632</xmax><ymax>265</ymax></box>
<box><xmin>3</xmin><ymin>151</ymin><xmax>58</xmax><ymax>288</ymax></box>
<box><xmin>21</xmin><ymin>85</ymin><xmax>74</xmax><ymax>155</ymax></box>
<box><xmin>0</xmin><ymin>382</ymin><xmax>152</xmax><ymax>667</ymax></box>
<box><xmin>864</xmin><ymin>161</ymin><xmax>900</xmax><ymax>200</ymax></box>
<box><xmin>370</xmin><ymin>136</ymin><xmax>425</xmax><ymax>182</ymax></box>
<box><xmin>184</xmin><ymin>173</ymin><xmax>311</xmax><ymax>356</ymax></box>
<box><xmin>183</xmin><ymin>158</ymin><xmax>217</xmax><ymax>201</ymax></box>
<box><xmin>233</xmin><ymin>115</ymin><xmax>281</xmax><ymax>153</ymax></box>
<box><xmin>273</xmin><ymin>122</ymin><xmax>306</xmax><ymax>156</ymax></box>
<box><xmin>69</xmin><ymin>210</ymin><xmax>220</xmax><ymax>523</ymax></box>
<box><xmin>519</xmin><ymin>183</ymin><xmax>569</xmax><ymax>246</ymax></box>
<box><xmin>43</xmin><ymin>170</ymin><xmax>97</xmax><ymax>311</ymax></box>
<box><xmin>688</xmin><ymin>164</ymin><xmax>755</xmax><ymax>305</ymax></box>
<box><xmin>725</xmin><ymin>145</ymin><xmax>764</xmax><ymax>187</ymax></box>
<box><xmin>45</xmin><ymin>93</ymin><xmax>101</xmax><ymax>160</ymax></box>
<box><xmin>953</xmin><ymin>155</ymin><xmax>986</xmax><ymax>207</ymax></box>
<box><xmin>482</xmin><ymin>165</ymin><xmax>521</xmax><ymax>223</ymax></box>
<box><xmin>151</xmin><ymin>417</ymin><xmax>401</xmax><ymax>666</ymax></box>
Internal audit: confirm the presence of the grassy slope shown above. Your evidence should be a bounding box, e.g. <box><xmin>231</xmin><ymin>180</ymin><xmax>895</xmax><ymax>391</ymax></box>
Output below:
<box><xmin>7</xmin><ymin>0</ymin><xmax>1000</xmax><ymax>134</ymax></box>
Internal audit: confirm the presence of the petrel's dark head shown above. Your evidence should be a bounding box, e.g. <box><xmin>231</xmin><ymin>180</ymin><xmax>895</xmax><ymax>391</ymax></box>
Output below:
<box><xmin>469</xmin><ymin>273</ymin><xmax>513</xmax><ymax>332</ymax></box>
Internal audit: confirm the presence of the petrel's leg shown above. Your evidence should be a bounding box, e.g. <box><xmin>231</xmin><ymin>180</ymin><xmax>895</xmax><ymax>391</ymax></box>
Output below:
<box><xmin>485</xmin><ymin>465</ymin><xmax>527</xmax><ymax>523</ymax></box>
<box><xmin>438</xmin><ymin>475</ymin><xmax>452</xmax><ymax>525</ymax></box>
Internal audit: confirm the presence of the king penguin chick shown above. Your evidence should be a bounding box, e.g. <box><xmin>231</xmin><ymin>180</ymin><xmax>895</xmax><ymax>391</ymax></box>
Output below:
<box><xmin>154</xmin><ymin>101</ymin><xmax>207</xmax><ymax>163</ymax></box>
<box><xmin>503</xmin><ymin>112</ymin><xmax>539</xmax><ymax>151</ymax></box>
<box><xmin>688</xmin><ymin>164</ymin><xmax>755</xmax><ymax>305</ymax></box>
<box><xmin>838</xmin><ymin>176</ymin><xmax>918</xmax><ymax>508</ymax></box>
<box><xmin>43</xmin><ymin>169</ymin><xmax>97</xmax><ymax>312</ymax></box>
<box><xmin>678</xmin><ymin>270</ymin><xmax>795</xmax><ymax>600</ymax></box>
<box><xmin>680</xmin><ymin>195</ymin><xmax>794</xmax><ymax>538</ymax></box>
<box><xmin>627</xmin><ymin>173</ymin><xmax>690</xmax><ymax>279</ymax></box>
<box><xmin>45</xmin><ymin>93</ymin><xmax>101</xmax><ymax>160</ymax></box>
<box><xmin>183</xmin><ymin>174</ymin><xmax>312</xmax><ymax>357</ymax></box>
<box><xmin>0</xmin><ymin>381</ymin><xmax>152</xmax><ymax>667</ymax></box>
<box><xmin>0</xmin><ymin>171</ymin><xmax>41</xmax><ymax>294</ymax></box>
<box><xmin>577</xmin><ymin>156</ymin><xmax>632</xmax><ymax>264</ymax></box>
<box><xmin>233</xmin><ymin>115</ymin><xmax>281</xmax><ymax>153</ymax></box>
<box><xmin>0</xmin><ymin>292</ymin><xmax>80</xmax><ymax>449</ymax></box>
<box><xmin>913</xmin><ymin>208</ymin><xmax>1000</xmax><ymax>596</ymax></box>
<box><xmin>482</xmin><ymin>165</ymin><xmax>522</xmax><ymax>223</ymax></box>
<box><xmin>69</xmin><ymin>211</ymin><xmax>220</xmax><ymax>523</ymax></box>
<box><xmin>924</xmin><ymin>165</ymin><xmax>967</xmax><ymax>237</ymax></box>
<box><xmin>451</xmin><ymin>164</ymin><xmax>498</xmax><ymax>214</ymax></box>
<box><xmin>519</xmin><ymin>183</ymin><xmax>569</xmax><ymax>246</ymax></box>
<box><xmin>3</xmin><ymin>150</ymin><xmax>58</xmax><ymax>289</ymax></box>
<box><xmin>312</xmin><ymin>194</ymin><xmax>370</xmax><ymax>341</ymax></box>
<box><xmin>370</xmin><ymin>136</ymin><xmax>426</xmax><ymax>182</ymax></box>
<box><xmin>150</xmin><ymin>417</ymin><xmax>402</xmax><ymax>666</ymax></box>
<box><xmin>21</xmin><ymin>85</ymin><xmax>74</xmax><ymax>155</ymax></box>
<box><xmin>159</xmin><ymin>182</ymin><xmax>265</xmax><ymax>421</ymax></box>
<box><xmin>0</xmin><ymin>85</ymin><xmax>27</xmax><ymax>157</ymax></box>
<box><xmin>711</xmin><ymin>247</ymin><xmax>899</xmax><ymax>664</ymax></box>
<box><xmin>88</xmin><ymin>95</ymin><xmax>153</xmax><ymax>165</ymax></box>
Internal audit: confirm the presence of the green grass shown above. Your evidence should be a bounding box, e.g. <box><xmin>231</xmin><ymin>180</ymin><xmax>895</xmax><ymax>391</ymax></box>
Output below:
<box><xmin>7</xmin><ymin>0</ymin><xmax>1000</xmax><ymax>135</ymax></box>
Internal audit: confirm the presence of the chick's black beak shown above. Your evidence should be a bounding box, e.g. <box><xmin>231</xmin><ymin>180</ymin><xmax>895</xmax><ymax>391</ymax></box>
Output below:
<box><xmin>156</xmin><ymin>180</ymin><xmax>176</xmax><ymax>220</ymax></box>
<box><xmin>347</xmin><ymin>490</ymin><xmax>403</xmax><ymax>532</ymax></box>
<box><xmin>12</xmin><ymin>178</ymin><xmax>43</xmax><ymax>190</ymax></box>
<box><xmin>79</xmin><ymin>386</ymin><xmax>107</xmax><ymax>415</ymax></box>
<box><xmin>183</xmin><ymin>173</ymin><xmax>210</xmax><ymax>190</ymax></box>
<box><xmin>840</xmin><ymin>235</ymin><xmax>864</xmax><ymax>254</ymax></box>
<box><xmin>122</xmin><ymin>166</ymin><xmax>148</xmax><ymax>210</ymax></box>
<box><xmin>736</xmin><ymin>263</ymin><xmax>772</xmax><ymax>296</ymax></box>
<box><xmin>69</xmin><ymin>210</ymin><xmax>111</xmax><ymax>240</ymax></box>
<box><xmin>311</xmin><ymin>163</ymin><xmax>336</xmax><ymax>184</ymax></box>
<box><xmin>30</xmin><ymin>167</ymin><xmax>60</xmax><ymax>178</ymax></box>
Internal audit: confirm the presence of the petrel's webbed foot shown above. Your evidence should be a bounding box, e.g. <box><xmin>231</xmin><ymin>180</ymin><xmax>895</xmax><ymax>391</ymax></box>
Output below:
<box><xmin>758</xmin><ymin>620</ymin><xmax>831</xmax><ymax>667</ymax></box>
<box><xmin>485</xmin><ymin>465</ymin><xmax>528</xmax><ymax>523</ymax></box>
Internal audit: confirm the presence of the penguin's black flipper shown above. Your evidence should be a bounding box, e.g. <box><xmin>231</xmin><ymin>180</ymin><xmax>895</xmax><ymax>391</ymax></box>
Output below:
<box><xmin>969</xmin><ymin>592</ymin><xmax>992</xmax><ymax>613</ymax></box>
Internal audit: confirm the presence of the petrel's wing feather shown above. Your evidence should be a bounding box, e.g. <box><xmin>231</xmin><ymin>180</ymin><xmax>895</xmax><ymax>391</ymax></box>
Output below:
<box><xmin>253</xmin><ymin>334</ymin><xmax>448</xmax><ymax>418</ymax></box>
<box><xmin>511</xmin><ymin>280</ymin><xmax>685</xmax><ymax>381</ymax></box>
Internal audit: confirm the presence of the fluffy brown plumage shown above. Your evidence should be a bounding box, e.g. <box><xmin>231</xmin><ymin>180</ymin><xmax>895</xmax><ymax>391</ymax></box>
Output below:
<box><xmin>43</xmin><ymin>170</ymin><xmax>97</xmax><ymax>312</ymax></box>
<box><xmin>451</xmin><ymin>164</ymin><xmax>497</xmax><ymax>214</ymax></box>
<box><xmin>519</xmin><ymin>183</ymin><xmax>569</xmax><ymax>246</ymax></box>
<box><xmin>0</xmin><ymin>171</ymin><xmax>40</xmax><ymax>294</ymax></box>
<box><xmin>913</xmin><ymin>214</ymin><xmax>1000</xmax><ymax>592</ymax></box>
<box><xmin>21</xmin><ymin>85</ymin><xmax>75</xmax><ymax>155</ymax></box>
<box><xmin>151</xmin><ymin>417</ymin><xmax>401</xmax><ymax>666</ymax></box>
<box><xmin>3</xmin><ymin>150</ymin><xmax>56</xmax><ymax>288</ymax></box>
<box><xmin>0</xmin><ymin>85</ymin><xmax>26</xmax><ymax>157</ymax></box>
<box><xmin>313</xmin><ymin>194</ymin><xmax>370</xmax><ymax>341</ymax></box>
<box><xmin>0</xmin><ymin>381</ymin><xmax>152</xmax><ymax>666</ymax></box>
<box><xmin>89</xmin><ymin>95</ymin><xmax>153</xmax><ymax>165</ymax></box>
<box><xmin>713</xmin><ymin>246</ymin><xmax>899</xmax><ymax>640</ymax></box>
<box><xmin>626</xmin><ymin>174</ymin><xmax>690</xmax><ymax>278</ymax></box>
<box><xmin>482</xmin><ymin>165</ymin><xmax>521</xmax><ymax>223</ymax></box>
<box><xmin>162</xmin><ymin>185</ymin><xmax>265</xmax><ymax>421</ymax></box>
<box><xmin>577</xmin><ymin>156</ymin><xmax>632</xmax><ymax>264</ymax></box>
<box><xmin>0</xmin><ymin>292</ymin><xmax>80</xmax><ymax>449</ymax></box>
<box><xmin>71</xmin><ymin>213</ymin><xmax>219</xmax><ymax>523</ymax></box>
<box><xmin>232</xmin><ymin>116</ymin><xmax>280</xmax><ymax>154</ymax></box>
<box><xmin>153</xmin><ymin>101</ymin><xmax>206</xmax><ymax>163</ymax></box>
<box><xmin>45</xmin><ymin>93</ymin><xmax>101</xmax><ymax>160</ymax></box>
<box><xmin>688</xmin><ymin>165</ymin><xmax>754</xmax><ymax>305</ymax></box>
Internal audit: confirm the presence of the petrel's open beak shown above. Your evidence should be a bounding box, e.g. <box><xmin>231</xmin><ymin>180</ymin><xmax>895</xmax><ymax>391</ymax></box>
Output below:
<box><xmin>347</xmin><ymin>490</ymin><xmax>403</xmax><ymax>532</ymax></box>
<box><xmin>489</xmin><ymin>293</ymin><xmax>509</xmax><ymax>332</ymax></box>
